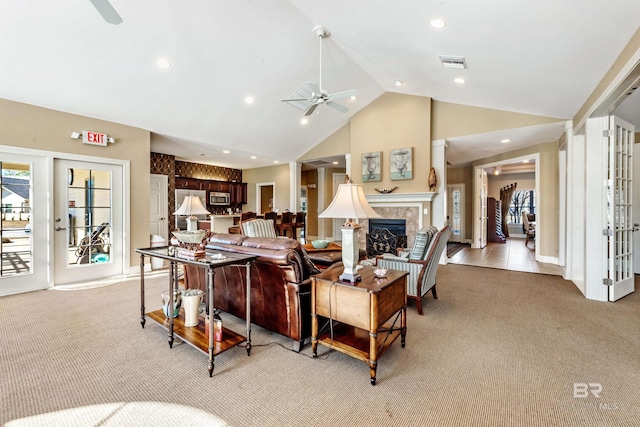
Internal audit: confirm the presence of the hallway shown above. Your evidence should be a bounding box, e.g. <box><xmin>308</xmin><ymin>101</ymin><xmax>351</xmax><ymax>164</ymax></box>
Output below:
<box><xmin>448</xmin><ymin>237</ymin><xmax>563</xmax><ymax>276</ymax></box>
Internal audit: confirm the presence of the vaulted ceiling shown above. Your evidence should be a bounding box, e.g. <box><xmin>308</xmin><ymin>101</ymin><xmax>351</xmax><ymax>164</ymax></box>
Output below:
<box><xmin>1</xmin><ymin>1</ymin><xmax>638</xmax><ymax>169</ymax></box>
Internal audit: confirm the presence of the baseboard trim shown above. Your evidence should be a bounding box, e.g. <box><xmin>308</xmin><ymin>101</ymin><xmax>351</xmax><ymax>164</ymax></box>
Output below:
<box><xmin>537</xmin><ymin>255</ymin><xmax>558</xmax><ymax>264</ymax></box>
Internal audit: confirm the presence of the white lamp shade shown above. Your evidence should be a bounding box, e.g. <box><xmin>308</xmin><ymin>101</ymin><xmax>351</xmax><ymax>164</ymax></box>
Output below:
<box><xmin>174</xmin><ymin>195</ymin><xmax>210</xmax><ymax>216</ymax></box>
<box><xmin>319</xmin><ymin>183</ymin><xmax>380</xmax><ymax>219</ymax></box>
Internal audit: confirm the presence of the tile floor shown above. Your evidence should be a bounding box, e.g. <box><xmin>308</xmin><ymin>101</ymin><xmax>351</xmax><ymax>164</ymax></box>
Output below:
<box><xmin>448</xmin><ymin>237</ymin><xmax>564</xmax><ymax>276</ymax></box>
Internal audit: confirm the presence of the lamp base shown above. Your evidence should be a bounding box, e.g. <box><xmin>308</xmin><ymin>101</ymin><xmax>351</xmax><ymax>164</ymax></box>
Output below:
<box><xmin>339</xmin><ymin>271</ymin><xmax>361</xmax><ymax>283</ymax></box>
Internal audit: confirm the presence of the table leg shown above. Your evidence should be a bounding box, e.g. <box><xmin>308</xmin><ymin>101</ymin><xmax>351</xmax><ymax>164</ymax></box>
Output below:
<box><xmin>208</xmin><ymin>268</ymin><xmax>215</xmax><ymax>377</ymax></box>
<box><xmin>369</xmin><ymin>331</ymin><xmax>378</xmax><ymax>385</ymax></box>
<box><xmin>401</xmin><ymin>305</ymin><xmax>407</xmax><ymax>348</ymax></box>
<box><xmin>245</xmin><ymin>261</ymin><xmax>251</xmax><ymax>356</ymax></box>
<box><xmin>311</xmin><ymin>281</ymin><xmax>318</xmax><ymax>358</ymax></box>
<box><xmin>139</xmin><ymin>253</ymin><xmax>146</xmax><ymax>328</ymax></box>
<box><xmin>168</xmin><ymin>260</ymin><xmax>177</xmax><ymax>349</ymax></box>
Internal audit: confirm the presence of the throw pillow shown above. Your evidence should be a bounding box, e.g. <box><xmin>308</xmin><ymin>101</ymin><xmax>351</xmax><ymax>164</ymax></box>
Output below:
<box><xmin>242</xmin><ymin>219</ymin><xmax>277</xmax><ymax>238</ymax></box>
<box><xmin>409</xmin><ymin>226</ymin><xmax>438</xmax><ymax>260</ymax></box>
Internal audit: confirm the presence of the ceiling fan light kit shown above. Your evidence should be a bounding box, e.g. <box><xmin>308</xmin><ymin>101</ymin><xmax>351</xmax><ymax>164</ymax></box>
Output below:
<box><xmin>282</xmin><ymin>26</ymin><xmax>357</xmax><ymax>117</ymax></box>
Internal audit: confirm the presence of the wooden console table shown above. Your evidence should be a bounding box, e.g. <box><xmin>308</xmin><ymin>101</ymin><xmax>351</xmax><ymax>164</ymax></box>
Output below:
<box><xmin>136</xmin><ymin>246</ymin><xmax>256</xmax><ymax>377</ymax></box>
<box><xmin>311</xmin><ymin>266</ymin><xmax>408</xmax><ymax>385</ymax></box>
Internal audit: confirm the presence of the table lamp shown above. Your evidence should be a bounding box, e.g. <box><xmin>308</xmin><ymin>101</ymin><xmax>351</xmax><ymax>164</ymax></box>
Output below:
<box><xmin>319</xmin><ymin>177</ymin><xmax>380</xmax><ymax>282</ymax></box>
<box><xmin>175</xmin><ymin>194</ymin><xmax>210</xmax><ymax>231</ymax></box>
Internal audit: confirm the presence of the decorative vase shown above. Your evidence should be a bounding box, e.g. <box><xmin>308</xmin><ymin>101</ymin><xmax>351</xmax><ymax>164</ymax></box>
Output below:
<box><xmin>161</xmin><ymin>290</ymin><xmax>181</xmax><ymax>318</ymax></box>
<box><xmin>182</xmin><ymin>289</ymin><xmax>204</xmax><ymax>327</ymax></box>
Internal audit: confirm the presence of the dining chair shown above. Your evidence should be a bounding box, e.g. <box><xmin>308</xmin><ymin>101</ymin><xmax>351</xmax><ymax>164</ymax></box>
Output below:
<box><xmin>277</xmin><ymin>211</ymin><xmax>294</xmax><ymax>238</ymax></box>
<box><xmin>229</xmin><ymin>211</ymin><xmax>256</xmax><ymax>234</ymax></box>
<box><xmin>293</xmin><ymin>211</ymin><xmax>306</xmax><ymax>242</ymax></box>
<box><xmin>522</xmin><ymin>212</ymin><xmax>535</xmax><ymax>246</ymax></box>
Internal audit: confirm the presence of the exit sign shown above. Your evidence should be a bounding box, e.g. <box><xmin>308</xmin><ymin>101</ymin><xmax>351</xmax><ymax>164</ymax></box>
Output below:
<box><xmin>82</xmin><ymin>131</ymin><xmax>108</xmax><ymax>147</ymax></box>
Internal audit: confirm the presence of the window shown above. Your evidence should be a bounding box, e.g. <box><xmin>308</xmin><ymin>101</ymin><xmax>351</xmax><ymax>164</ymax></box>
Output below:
<box><xmin>509</xmin><ymin>190</ymin><xmax>536</xmax><ymax>224</ymax></box>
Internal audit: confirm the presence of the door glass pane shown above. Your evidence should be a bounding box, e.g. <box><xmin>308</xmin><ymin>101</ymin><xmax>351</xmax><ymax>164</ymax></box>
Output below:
<box><xmin>1</xmin><ymin>162</ymin><xmax>32</xmax><ymax>277</ymax></box>
<box><xmin>68</xmin><ymin>168</ymin><xmax>112</xmax><ymax>265</ymax></box>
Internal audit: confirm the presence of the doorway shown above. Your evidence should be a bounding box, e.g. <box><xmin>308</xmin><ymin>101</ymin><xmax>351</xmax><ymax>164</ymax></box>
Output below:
<box><xmin>256</xmin><ymin>182</ymin><xmax>275</xmax><ymax>215</ymax></box>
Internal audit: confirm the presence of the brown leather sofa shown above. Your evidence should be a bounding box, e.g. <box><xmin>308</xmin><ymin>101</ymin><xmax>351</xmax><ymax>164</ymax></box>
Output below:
<box><xmin>183</xmin><ymin>233</ymin><xmax>321</xmax><ymax>352</ymax></box>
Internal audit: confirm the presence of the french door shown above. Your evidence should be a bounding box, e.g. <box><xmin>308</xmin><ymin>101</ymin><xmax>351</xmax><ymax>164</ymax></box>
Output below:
<box><xmin>0</xmin><ymin>154</ymin><xmax>47</xmax><ymax>295</ymax></box>
<box><xmin>606</xmin><ymin>116</ymin><xmax>634</xmax><ymax>301</ymax></box>
<box><xmin>54</xmin><ymin>159</ymin><xmax>123</xmax><ymax>285</ymax></box>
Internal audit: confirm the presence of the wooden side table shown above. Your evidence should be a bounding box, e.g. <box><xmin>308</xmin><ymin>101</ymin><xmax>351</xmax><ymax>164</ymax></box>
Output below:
<box><xmin>311</xmin><ymin>266</ymin><xmax>408</xmax><ymax>385</ymax></box>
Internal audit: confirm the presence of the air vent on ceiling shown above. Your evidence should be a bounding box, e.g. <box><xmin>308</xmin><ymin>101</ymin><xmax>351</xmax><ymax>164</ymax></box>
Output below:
<box><xmin>439</xmin><ymin>55</ymin><xmax>467</xmax><ymax>69</ymax></box>
<box><xmin>308</xmin><ymin>160</ymin><xmax>330</xmax><ymax>166</ymax></box>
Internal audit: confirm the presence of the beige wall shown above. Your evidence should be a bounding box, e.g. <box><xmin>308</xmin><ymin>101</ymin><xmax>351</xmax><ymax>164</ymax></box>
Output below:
<box><xmin>243</xmin><ymin>164</ymin><xmax>290</xmax><ymax>214</ymax></box>
<box><xmin>432</xmin><ymin>101</ymin><xmax>565</xmax><ymax>140</ymax></box>
<box><xmin>487</xmin><ymin>172</ymin><xmax>535</xmax><ymax>200</ymax></box>
<box><xmin>351</xmin><ymin>93</ymin><xmax>431</xmax><ymax>191</ymax></box>
<box><xmin>473</xmin><ymin>141</ymin><xmax>559</xmax><ymax>258</ymax></box>
<box><xmin>299</xmin><ymin>123</ymin><xmax>350</xmax><ymax>161</ymax></box>
<box><xmin>0</xmin><ymin>98</ymin><xmax>150</xmax><ymax>268</ymax></box>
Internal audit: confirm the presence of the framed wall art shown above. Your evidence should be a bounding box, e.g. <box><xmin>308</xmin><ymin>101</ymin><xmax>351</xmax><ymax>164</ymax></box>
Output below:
<box><xmin>362</xmin><ymin>151</ymin><xmax>381</xmax><ymax>182</ymax></box>
<box><xmin>390</xmin><ymin>147</ymin><xmax>413</xmax><ymax>180</ymax></box>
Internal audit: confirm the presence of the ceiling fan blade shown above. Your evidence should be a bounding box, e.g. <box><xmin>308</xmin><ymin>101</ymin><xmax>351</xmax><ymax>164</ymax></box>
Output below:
<box><xmin>281</xmin><ymin>98</ymin><xmax>312</xmax><ymax>103</ymax></box>
<box><xmin>304</xmin><ymin>103</ymin><xmax>320</xmax><ymax>116</ymax></box>
<box><xmin>328</xmin><ymin>89</ymin><xmax>357</xmax><ymax>100</ymax></box>
<box><xmin>326</xmin><ymin>101</ymin><xmax>349</xmax><ymax>113</ymax></box>
<box><xmin>90</xmin><ymin>0</ymin><xmax>123</xmax><ymax>25</ymax></box>
<box><xmin>306</xmin><ymin>82</ymin><xmax>321</xmax><ymax>95</ymax></box>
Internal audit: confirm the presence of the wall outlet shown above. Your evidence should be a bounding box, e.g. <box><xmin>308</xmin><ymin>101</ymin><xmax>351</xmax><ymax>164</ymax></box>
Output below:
<box><xmin>423</xmin><ymin>208</ymin><xmax>429</xmax><ymax>215</ymax></box>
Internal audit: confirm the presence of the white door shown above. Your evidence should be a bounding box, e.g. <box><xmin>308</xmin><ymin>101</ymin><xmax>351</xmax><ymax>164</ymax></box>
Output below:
<box><xmin>447</xmin><ymin>184</ymin><xmax>464</xmax><ymax>243</ymax></box>
<box><xmin>634</xmin><ymin>143</ymin><xmax>640</xmax><ymax>274</ymax></box>
<box><xmin>54</xmin><ymin>160</ymin><xmax>123</xmax><ymax>285</ymax></box>
<box><xmin>474</xmin><ymin>168</ymin><xmax>488</xmax><ymax>248</ymax></box>
<box><xmin>150</xmin><ymin>174</ymin><xmax>168</xmax><ymax>242</ymax></box>
<box><xmin>0</xmin><ymin>154</ymin><xmax>48</xmax><ymax>296</ymax></box>
<box><xmin>607</xmin><ymin>116</ymin><xmax>634</xmax><ymax>301</ymax></box>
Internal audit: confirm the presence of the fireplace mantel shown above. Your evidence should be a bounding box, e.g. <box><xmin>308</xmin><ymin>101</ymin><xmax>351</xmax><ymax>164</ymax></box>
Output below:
<box><xmin>365</xmin><ymin>192</ymin><xmax>436</xmax><ymax>203</ymax></box>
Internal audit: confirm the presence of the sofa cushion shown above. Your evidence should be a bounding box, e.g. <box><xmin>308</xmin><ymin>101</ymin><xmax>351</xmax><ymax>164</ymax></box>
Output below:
<box><xmin>409</xmin><ymin>226</ymin><xmax>438</xmax><ymax>260</ymax></box>
<box><xmin>208</xmin><ymin>233</ymin><xmax>246</xmax><ymax>246</ymax></box>
<box><xmin>242</xmin><ymin>219</ymin><xmax>277</xmax><ymax>238</ymax></box>
<box><xmin>241</xmin><ymin>237</ymin><xmax>300</xmax><ymax>251</ymax></box>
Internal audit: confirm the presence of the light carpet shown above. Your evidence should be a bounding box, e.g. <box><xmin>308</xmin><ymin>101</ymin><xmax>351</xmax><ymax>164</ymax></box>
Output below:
<box><xmin>1</xmin><ymin>265</ymin><xmax>639</xmax><ymax>426</ymax></box>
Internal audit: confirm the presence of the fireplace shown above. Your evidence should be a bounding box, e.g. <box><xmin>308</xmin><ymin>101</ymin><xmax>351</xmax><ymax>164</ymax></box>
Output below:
<box><xmin>366</xmin><ymin>218</ymin><xmax>407</xmax><ymax>257</ymax></box>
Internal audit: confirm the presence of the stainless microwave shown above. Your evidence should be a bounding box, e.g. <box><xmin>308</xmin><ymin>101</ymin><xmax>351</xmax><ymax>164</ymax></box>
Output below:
<box><xmin>210</xmin><ymin>192</ymin><xmax>230</xmax><ymax>205</ymax></box>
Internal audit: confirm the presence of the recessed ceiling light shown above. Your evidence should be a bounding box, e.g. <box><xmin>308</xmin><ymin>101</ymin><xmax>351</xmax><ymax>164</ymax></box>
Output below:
<box><xmin>454</xmin><ymin>78</ymin><xmax>465</xmax><ymax>84</ymax></box>
<box><xmin>250</xmin><ymin>156</ymin><xmax>257</xmax><ymax>159</ymax></box>
<box><xmin>245</xmin><ymin>96</ymin><xmax>255</xmax><ymax>104</ymax></box>
<box><xmin>394</xmin><ymin>80</ymin><xmax>405</xmax><ymax>86</ymax></box>
<box><xmin>430</xmin><ymin>18</ymin><xmax>446</xmax><ymax>29</ymax></box>
<box><xmin>222</xmin><ymin>150</ymin><xmax>230</xmax><ymax>154</ymax></box>
<box><xmin>501</xmin><ymin>139</ymin><xmax>511</xmax><ymax>143</ymax></box>
<box><xmin>523</xmin><ymin>159</ymin><xmax>529</xmax><ymax>163</ymax></box>
<box><xmin>156</xmin><ymin>57</ymin><xmax>171</xmax><ymax>69</ymax></box>
<box><xmin>300</xmin><ymin>118</ymin><xmax>309</xmax><ymax>125</ymax></box>
<box><xmin>350</xmin><ymin>95</ymin><xmax>357</xmax><ymax>101</ymax></box>
<box><xmin>332</xmin><ymin>161</ymin><xmax>339</xmax><ymax>165</ymax></box>
<box><xmin>274</xmin><ymin>160</ymin><xmax>280</xmax><ymax>164</ymax></box>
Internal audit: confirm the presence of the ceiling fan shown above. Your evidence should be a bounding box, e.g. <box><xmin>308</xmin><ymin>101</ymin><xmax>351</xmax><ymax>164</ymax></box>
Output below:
<box><xmin>282</xmin><ymin>26</ymin><xmax>357</xmax><ymax>117</ymax></box>
<box><xmin>89</xmin><ymin>0</ymin><xmax>123</xmax><ymax>25</ymax></box>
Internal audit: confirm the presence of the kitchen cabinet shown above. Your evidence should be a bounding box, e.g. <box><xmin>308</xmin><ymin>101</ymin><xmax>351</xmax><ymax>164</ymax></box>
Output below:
<box><xmin>175</xmin><ymin>177</ymin><xmax>200</xmax><ymax>190</ymax></box>
<box><xmin>175</xmin><ymin>177</ymin><xmax>245</xmax><ymax>205</ymax></box>
<box><xmin>230</xmin><ymin>182</ymin><xmax>247</xmax><ymax>205</ymax></box>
